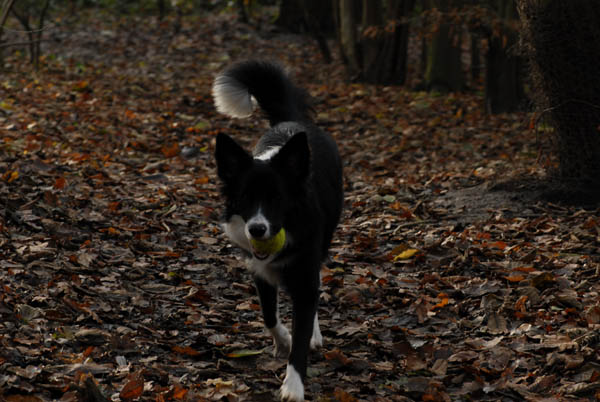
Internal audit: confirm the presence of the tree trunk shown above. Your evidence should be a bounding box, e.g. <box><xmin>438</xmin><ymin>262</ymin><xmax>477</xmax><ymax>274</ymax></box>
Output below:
<box><xmin>425</xmin><ymin>24</ymin><xmax>464</xmax><ymax>92</ymax></box>
<box><xmin>33</xmin><ymin>0</ymin><xmax>50</xmax><ymax>70</ymax></box>
<box><xmin>337</xmin><ymin>0</ymin><xmax>361</xmax><ymax>77</ymax></box>
<box><xmin>360</xmin><ymin>0</ymin><xmax>382</xmax><ymax>80</ymax></box>
<box><xmin>485</xmin><ymin>0</ymin><xmax>524</xmax><ymax>114</ymax></box>
<box><xmin>157</xmin><ymin>0</ymin><xmax>166</xmax><ymax>21</ymax></box>
<box><xmin>277</xmin><ymin>0</ymin><xmax>333</xmax><ymax>34</ymax></box>
<box><xmin>9</xmin><ymin>0</ymin><xmax>50</xmax><ymax>69</ymax></box>
<box><xmin>277</xmin><ymin>0</ymin><xmax>333</xmax><ymax>63</ymax></box>
<box><xmin>336</xmin><ymin>0</ymin><xmax>415</xmax><ymax>84</ymax></box>
<box><xmin>423</xmin><ymin>0</ymin><xmax>464</xmax><ymax>92</ymax></box>
<box><xmin>0</xmin><ymin>0</ymin><xmax>17</xmax><ymax>66</ymax></box>
<box><xmin>470</xmin><ymin>33</ymin><xmax>480</xmax><ymax>85</ymax></box>
<box><xmin>237</xmin><ymin>0</ymin><xmax>248</xmax><ymax>23</ymax></box>
<box><xmin>519</xmin><ymin>0</ymin><xmax>600</xmax><ymax>183</ymax></box>
<box><xmin>301</xmin><ymin>2</ymin><xmax>332</xmax><ymax>63</ymax></box>
<box><xmin>276</xmin><ymin>0</ymin><xmax>304</xmax><ymax>32</ymax></box>
<box><xmin>361</xmin><ymin>0</ymin><xmax>415</xmax><ymax>85</ymax></box>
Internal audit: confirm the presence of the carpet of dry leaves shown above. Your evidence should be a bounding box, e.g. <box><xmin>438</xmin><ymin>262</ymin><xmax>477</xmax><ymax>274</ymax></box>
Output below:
<box><xmin>1</xmin><ymin>10</ymin><xmax>600</xmax><ymax>402</ymax></box>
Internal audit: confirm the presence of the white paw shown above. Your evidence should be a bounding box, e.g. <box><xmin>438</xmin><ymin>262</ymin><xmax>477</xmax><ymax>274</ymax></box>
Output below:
<box><xmin>280</xmin><ymin>364</ymin><xmax>304</xmax><ymax>401</ymax></box>
<box><xmin>310</xmin><ymin>313</ymin><xmax>323</xmax><ymax>350</ymax></box>
<box><xmin>268</xmin><ymin>322</ymin><xmax>291</xmax><ymax>358</ymax></box>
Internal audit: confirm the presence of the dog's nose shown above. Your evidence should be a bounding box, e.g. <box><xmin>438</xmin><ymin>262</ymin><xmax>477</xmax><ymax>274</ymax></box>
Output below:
<box><xmin>248</xmin><ymin>223</ymin><xmax>267</xmax><ymax>239</ymax></box>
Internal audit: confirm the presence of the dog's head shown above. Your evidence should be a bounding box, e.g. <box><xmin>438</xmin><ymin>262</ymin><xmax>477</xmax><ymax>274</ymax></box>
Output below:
<box><xmin>215</xmin><ymin>132</ymin><xmax>310</xmax><ymax>257</ymax></box>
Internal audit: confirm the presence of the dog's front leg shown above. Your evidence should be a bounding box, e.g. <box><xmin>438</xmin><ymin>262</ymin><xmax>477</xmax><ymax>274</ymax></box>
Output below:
<box><xmin>280</xmin><ymin>292</ymin><xmax>318</xmax><ymax>402</ymax></box>
<box><xmin>254</xmin><ymin>276</ymin><xmax>291</xmax><ymax>358</ymax></box>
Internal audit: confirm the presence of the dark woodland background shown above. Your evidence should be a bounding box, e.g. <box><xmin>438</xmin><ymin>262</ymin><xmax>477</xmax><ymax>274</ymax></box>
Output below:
<box><xmin>1</xmin><ymin>0</ymin><xmax>600</xmax><ymax>401</ymax></box>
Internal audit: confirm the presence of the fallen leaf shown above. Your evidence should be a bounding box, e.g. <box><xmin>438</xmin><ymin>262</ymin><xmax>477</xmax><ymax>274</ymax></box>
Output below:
<box><xmin>531</xmin><ymin>272</ymin><xmax>556</xmax><ymax>289</ymax></box>
<box><xmin>172</xmin><ymin>384</ymin><xmax>188</xmax><ymax>400</ymax></box>
<box><xmin>324</xmin><ymin>349</ymin><xmax>352</xmax><ymax>366</ymax></box>
<box><xmin>162</xmin><ymin>143</ymin><xmax>180</xmax><ymax>158</ymax></box>
<box><xmin>54</xmin><ymin>177</ymin><xmax>67</xmax><ymax>189</ymax></box>
<box><xmin>120</xmin><ymin>376</ymin><xmax>144</xmax><ymax>400</ymax></box>
<box><xmin>393</xmin><ymin>248</ymin><xmax>419</xmax><ymax>261</ymax></box>
<box><xmin>334</xmin><ymin>388</ymin><xmax>357</xmax><ymax>402</ymax></box>
<box><xmin>172</xmin><ymin>346</ymin><xmax>201</xmax><ymax>356</ymax></box>
<box><xmin>486</xmin><ymin>311</ymin><xmax>508</xmax><ymax>333</ymax></box>
<box><xmin>226</xmin><ymin>349</ymin><xmax>263</xmax><ymax>358</ymax></box>
<box><xmin>504</xmin><ymin>275</ymin><xmax>525</xmax><ymax>283</ymax></box>
<box><xmin>432</xmin><ymin>293</ymin><xmax>449</xmax><ymax>309</ymax></box>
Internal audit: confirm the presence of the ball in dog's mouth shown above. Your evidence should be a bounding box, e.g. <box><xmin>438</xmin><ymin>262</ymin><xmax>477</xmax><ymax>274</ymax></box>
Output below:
<box><xmin>250</xmin><ymin>228</ymin><xmax>286</xmax><ymax>259</ymax></box>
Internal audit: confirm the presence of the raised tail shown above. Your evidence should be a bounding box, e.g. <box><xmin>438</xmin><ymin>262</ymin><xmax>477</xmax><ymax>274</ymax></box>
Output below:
<box><xmin>212</xmin><ymin>60</ymin><xmax>312</xmax><ymax>126</ymax></box>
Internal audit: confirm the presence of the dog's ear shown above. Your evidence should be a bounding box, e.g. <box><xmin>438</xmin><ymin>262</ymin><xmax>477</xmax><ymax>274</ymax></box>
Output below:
<box><xmin>271</xmin><ymin>132</ymin><xmax>310</xmax><ymax>182</ymax></box>
<box><xmin>215</xmin><ymin>133</ymin><xmax>252</xmax><ymax>182</ymax></box>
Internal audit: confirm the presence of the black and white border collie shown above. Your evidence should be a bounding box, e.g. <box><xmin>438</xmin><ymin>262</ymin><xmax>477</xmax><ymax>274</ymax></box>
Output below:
<box><xmin>212</xmin><ymin>60</ymin><xmax>343</xmax><ymax>401</ymax></box>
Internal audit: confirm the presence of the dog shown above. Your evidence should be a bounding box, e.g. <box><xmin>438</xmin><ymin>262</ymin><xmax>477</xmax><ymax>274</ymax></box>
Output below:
<box><xmin>212</xmin><ymin>60</ymin><xmax>343</xmax><ymax>401</ymax></box>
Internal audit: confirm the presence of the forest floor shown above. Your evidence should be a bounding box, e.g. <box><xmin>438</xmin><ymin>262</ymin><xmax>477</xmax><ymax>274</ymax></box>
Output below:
<box><xmin>1</xmin><ymin>9</ymin><xmax>600</xmax><ymax>402</ymax></box>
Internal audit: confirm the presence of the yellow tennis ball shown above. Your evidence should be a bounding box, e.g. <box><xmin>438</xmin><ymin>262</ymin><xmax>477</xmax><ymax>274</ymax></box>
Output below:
<box><xmin>250</xmin><ymin>228</ymin><xmax>286</xmax><ymax>256</ymax></box>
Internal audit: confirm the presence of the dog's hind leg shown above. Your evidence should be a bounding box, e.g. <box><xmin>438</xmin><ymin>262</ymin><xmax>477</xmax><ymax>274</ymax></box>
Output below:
<box><xmin>310</xmin><ymin>271</ymin><xmax>323</xmax><ymax>350</ymax></box>
<box><xmin>254</xmin><ymin>276</ymin><xmax>291</xmax><ymax>358</ymax></box>
<box><xmin>310</xmin><ymin>311</ymin><xmax>323</xmax><ymax>350</ymax></box>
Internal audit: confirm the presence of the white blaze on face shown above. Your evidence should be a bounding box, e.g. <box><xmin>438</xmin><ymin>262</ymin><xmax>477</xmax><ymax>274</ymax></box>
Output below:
<box><xmin>254</xmin><ymin>146</ymin><xmax>282</xmax><ymax>161</ymax></box>
<box><xmin>245</xmin><ymin>207</ymin><xmax>272</xmax><ymax>239</ymax></box>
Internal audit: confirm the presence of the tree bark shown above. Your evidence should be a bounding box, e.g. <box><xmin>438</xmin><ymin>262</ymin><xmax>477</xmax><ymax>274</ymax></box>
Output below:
<box><xmin>361</xmin><ymin>0</ymin><xmax>415</xmax><ymax>85</ymax></box>
<box><xmin>519</xmin><ymin>0</ymin><xmax>600</xmax><ymax>183</ymax></box>
<box><xmin>485</xmin><ymin>0</ymin><xmax>524</xmax><ymax>113</ymax></box>
<box><xmin>276</xmin><ymin>0</ymin><xmax>304</xmax><ymax>32</ymax></box>
<box><xmin>470</xmin><ymin>33</ymin><xmax>480</xmax><ymax>85</ymax></box>
<box><xmin>277</xmin><ymin>0</ymin><xmax>333</xmax><ymax>63</ymax></box>
<box><xmin>422</xmin><ymin>0</ymin><xmax>464</xmax><ymax>92</ymax></box>
<box><xmin>425</xmin><ymin>23</ymin><xmax>464</xmax><ymax>92</ymax></box>
<box><xmin>338</xmin><ymin>0</ymin><xmax>361</xmax><ymax>77</ymax></box>
<box><xmin>0</xmin><ymin>0</ymin><xmax>17</xmax><ymax>65</ymax></box>
<box><xmin>237</xmin><ymin>0</ymin><xmax>248</xmax><ymax>23</ymax></box>
<box><xmin>336</xmin><ymin>0</ymin><xmax>415</xmax><ymax>84</ymax></box>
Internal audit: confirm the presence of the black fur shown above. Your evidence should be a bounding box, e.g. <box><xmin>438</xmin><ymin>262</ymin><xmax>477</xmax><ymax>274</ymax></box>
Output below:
<box><xmin>214</xmin><ymin>60</ymin><xmax>343</xmax><ymax>400</ymax></box>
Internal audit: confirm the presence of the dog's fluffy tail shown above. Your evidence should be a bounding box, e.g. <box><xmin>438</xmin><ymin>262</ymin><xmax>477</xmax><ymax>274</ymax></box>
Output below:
<box><xmin>212</xmin><ymin>60</ymin><xmax>312</xmax><ymax>126</ymax></box>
